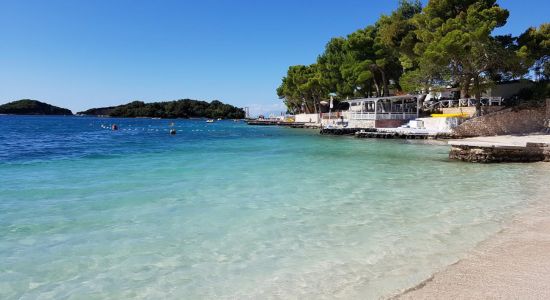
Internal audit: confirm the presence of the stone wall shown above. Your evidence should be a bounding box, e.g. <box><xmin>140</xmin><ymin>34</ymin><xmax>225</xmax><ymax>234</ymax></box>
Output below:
<box><xmin>295</xmin><ymin>113</ymin><xmax>320</xmax><ymax>124</ymax></box>
<box><xmin>348</xmin><ymin>119</ymin><xmax>376</xmax><ymax>129</ymax></box>
<box><xmin>418</xmin><ymin>117</ymin><xmax>462</xmax><ymax>132</ymax></box>
<box><xmin>375</xmin><ymin>119</ymin><xmax>406</xmax><ymax>128</ymax></box>
<box><xmin>441</xmin><ymin>107</ymin><xmax>477</xmax><ymax>117</ymax></box>
<box><xmin>441</xmin><ymin>106</ymin><xmax>502</xmax><ymax>117</ymax></box>
<box><xmin>453</xmin><ymin>107</ymin><xmax>546</xmax><ymax>137</ymax></box>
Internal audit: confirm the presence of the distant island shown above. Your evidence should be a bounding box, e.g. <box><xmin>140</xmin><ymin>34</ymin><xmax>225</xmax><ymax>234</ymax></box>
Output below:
<box><xmin>78</xmin><ymin>99</ymin><xmax>245</xmax><ymax>119</ymax></box>
<box><xmin>0</xmin><ymin>99</ymin><xmax>72</xmax><ymax>115</ymax></box>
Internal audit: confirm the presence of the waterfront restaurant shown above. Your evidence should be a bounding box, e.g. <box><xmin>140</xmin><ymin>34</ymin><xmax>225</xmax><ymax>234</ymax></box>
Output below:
<box><xmin>342</xmin><ymin>95</ymin><xmax>419</xmax><ymax>128</ymax></box>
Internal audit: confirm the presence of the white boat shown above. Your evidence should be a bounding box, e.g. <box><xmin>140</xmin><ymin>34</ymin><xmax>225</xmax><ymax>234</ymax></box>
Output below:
<box><xmin>206</xmin><ymin>119</ymin><xmax>215</xmax><ymax>123</ymax></box>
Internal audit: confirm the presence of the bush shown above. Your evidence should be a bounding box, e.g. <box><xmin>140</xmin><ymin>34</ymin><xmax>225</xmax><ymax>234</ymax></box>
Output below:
<box><xmin>509</xmin><ymin>81</ymin><xmax>550</xmax><ymax>108</ymax></box>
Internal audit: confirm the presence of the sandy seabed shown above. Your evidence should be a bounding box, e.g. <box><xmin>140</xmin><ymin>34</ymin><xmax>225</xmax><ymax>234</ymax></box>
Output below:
<box><xmin>396</xmin><ymin>163</ymin><xmax>550</xmax><ymax>299</ymax></box>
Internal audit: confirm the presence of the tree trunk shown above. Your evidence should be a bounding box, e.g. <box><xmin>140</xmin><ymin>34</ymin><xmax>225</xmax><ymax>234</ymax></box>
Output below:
<box><xmin>380</xmin><ymin>69</ymin><xmax>389</xmax><ymax>96</ymax></box>
<box><xmin>305</xmin><ymin>101</ymin><xmax>313</xmax><ymax>114</ymax></box>
<box><xmin>367</xmin><ymin>83</ymin><xmax>372</xmax><ymax>98</ymax></box>
<box><xmin>373</xmin><ymin>78</ymin><xmax>381</xmax><ymax>97</ymax></box>
<box><xmin>473</xmin><ymin>76</ymin><xmax>482</xmax><ymax>117</ymax></box>
<box><xmin>460</xmin><ymin>75</ymin><xmax>472</xmax><ymax>99</ymax></box>
<box><xmin>473</xmin><ymin>76</ymin><xmax>481</xmax><ymax>100</ymax></box>
<box><xmin>313</xmin><ymin>98</ymin><xmax>318</xmax><ymax>114</ymax></box>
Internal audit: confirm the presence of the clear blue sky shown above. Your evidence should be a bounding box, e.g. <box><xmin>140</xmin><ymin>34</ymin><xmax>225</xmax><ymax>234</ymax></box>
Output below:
<box><xmin>0</xmin><ymin>0</ymin><xmax>548</xmax><ymax>115</ymax></box>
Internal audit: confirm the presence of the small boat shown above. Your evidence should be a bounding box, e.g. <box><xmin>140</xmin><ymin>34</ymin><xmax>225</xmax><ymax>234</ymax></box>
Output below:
<box><xmin>217</xmin><ymin>118</ymin><xmax>222</xmax><ymax>121</ymax></box>
<box><xmin>206</xmin><ymin>119</ymin><xmax>215</xmax><ymax>123</ymax></box>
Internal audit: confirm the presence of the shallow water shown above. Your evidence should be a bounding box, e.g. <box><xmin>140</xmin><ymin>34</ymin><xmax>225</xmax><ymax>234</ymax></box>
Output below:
<box><xmin>1</xmin><ymin>116</ymin><xmax>548</xmax><ymax>299</ymax></box>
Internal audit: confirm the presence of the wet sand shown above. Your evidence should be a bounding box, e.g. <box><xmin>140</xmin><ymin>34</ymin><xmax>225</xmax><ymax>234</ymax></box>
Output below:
<box><xmin>396</xmin><ymin>191</ymin><xmax>550</xmax><ymax>299</ymax></box>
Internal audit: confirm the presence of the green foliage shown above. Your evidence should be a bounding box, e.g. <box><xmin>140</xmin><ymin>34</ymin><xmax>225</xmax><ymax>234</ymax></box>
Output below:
<box><xmin>411</xmin><ymin>0</ymin><xmax>517</xmax><ymax>98</ymax></box>
<box><xmin>276</xmin><ymin>64</ymin><xmax>327</xmax><ymax>113</ymax></box>
<box><xmin>0</xmin><ymin>99</ymin><xmax>72</xmax><ymax>115</ymax></box>
<box><xmin>518</xmin><ymin>23</ymin><xmax>550</xmax><ymax>80</ymax></box>
<box><xmin>79</xmin><ymin>99</ymin><xmax>245</xmax><ymax>119</ymax></box>
<box><xmin>277</xmin><ymin>1</ymin><xmax>423</xmax><ymax>112</ymax></box>
<box><xmin>278</xmin><ymin>0</ymin><xmax>548</xmax><ymax>111</ymax></box>
<box><xmin>277</xmin><ymin>1</ymin><xmax>422</xmax><ymax>112</ymax></box>
<box><xmin>377</xmin><ymin>0</ymin><xmax>422</xmax><ymax>70</ymax></box>
<box><xmin>400</xmin><ymin>69</ymin><xmax>432</xmax><ymax>93</ymax></box>
<box><xmin>512</xmin><ymin>81</ymin><xmax>550</xmax><ymax>107</ymax></box>
<box><xmin>317</xmin><ymin>38</ymin><xmax>350</xmax><ymax>96</ymax></box>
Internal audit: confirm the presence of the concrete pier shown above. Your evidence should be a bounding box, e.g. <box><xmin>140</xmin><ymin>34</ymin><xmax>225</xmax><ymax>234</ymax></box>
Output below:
<box><xmin>319</xmin><ymin>128</ymin><xmax>364</xmax><ymax>135</ymax></box>
<box><xmin>320</xmin><ymin>127</ymin><xmax>453</xmax><ymax>139</ymax></box>
<box><xmin>246</xmin><ymin>120</ymin><xmax>304</xmax><ymax>127</ymax></box>
<box><xmin>449</xmin><ymin>135</ymin><xmax>550</xmax><ymax>163</ymax></box>
<box><xmin>355</xmin><ymin>130</ymin><xmax>452</xmax><ymax>140</ymax></box>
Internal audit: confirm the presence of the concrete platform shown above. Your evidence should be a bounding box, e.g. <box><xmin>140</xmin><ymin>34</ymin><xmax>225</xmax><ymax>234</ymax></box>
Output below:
<box><xmin>246</xmin><ymin>120</ymin><xmax>304</xmax><ymax>126</ymax></box>
<box><xmin>448</xmin><ymin>135</ymin><xmax>550</xmax><ymax>163</ymax></box>
<box><xmin>449</xmin><ymin>135</ymin><xmax>550</xmax><ymax>148</ymax></box>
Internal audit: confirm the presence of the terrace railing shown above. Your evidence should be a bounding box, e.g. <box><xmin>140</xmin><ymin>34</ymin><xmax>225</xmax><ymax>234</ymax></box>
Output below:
<box><xmin>425</xmin><ymin>97</ymin><xmax>503</xmax><ymax>109</ymax></box>
<box><xmin>320</xmin><ymin>112</ymin><xmax>346</xmax><ymax>119</ymax></box>
<box><xmin>350</xmin><ymin>112</ymin><xmax>417</xmax><ymax>120</ymax></box>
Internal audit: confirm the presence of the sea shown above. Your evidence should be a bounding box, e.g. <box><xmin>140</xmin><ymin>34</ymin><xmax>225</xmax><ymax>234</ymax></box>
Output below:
<box><xmin>1</xmin><ymin>115</ymin><xmax>548</xmax><ymax>299</ymax></box>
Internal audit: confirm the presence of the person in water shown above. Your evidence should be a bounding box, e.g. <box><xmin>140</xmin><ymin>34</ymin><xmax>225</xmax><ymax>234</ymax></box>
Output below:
<box><xmin>111</xmin><ymin>124</ymin><xmax>118</xmax><ymax>131</ymax></box>
<box><xmin>170</xmin><ymin>129</ymin><xmax>176</xmax><ymax>135</ymax></box>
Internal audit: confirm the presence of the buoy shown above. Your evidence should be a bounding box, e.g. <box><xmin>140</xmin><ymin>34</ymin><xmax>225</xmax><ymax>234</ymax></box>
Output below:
<box><xmin>170</xmin><ymin>129</ymin><xmax>176</xmax><ymax>135</ymax></box>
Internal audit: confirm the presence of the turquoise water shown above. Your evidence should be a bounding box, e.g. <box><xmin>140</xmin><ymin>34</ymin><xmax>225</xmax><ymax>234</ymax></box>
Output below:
<box><xmin>1</xmin><ymin>116</ymin><xmax>548</xmax><ymax>299</ymax></box>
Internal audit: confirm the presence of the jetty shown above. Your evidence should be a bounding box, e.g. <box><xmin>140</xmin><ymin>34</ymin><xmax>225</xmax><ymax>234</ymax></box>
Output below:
<box><xmin>355</xmin><ymin>130</ymin><xmax>452</xmax><ymax>140</ymax></box>
<box><xmin>246</xmin><ymin>119</ymin><xmax>303</xmax><ymax>127</ymax></box>
<box><xmin>448</xmin><ymin>135</ymin><xmax>550</xmax><ymax>163</ymax></box>
<box><xmin>317</xmin><ymin>126</ymin><xmax>454</xmax><ymax>139</ymax></box>
<box><xmin>320</xmin><ymin>128</ymin><xmax>363</xmax><ymax>135</ymax></box>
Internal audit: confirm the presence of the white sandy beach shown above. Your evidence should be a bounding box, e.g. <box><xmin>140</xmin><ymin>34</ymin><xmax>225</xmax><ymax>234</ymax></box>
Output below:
<box><xmin>396</xmin><ymin>164</ymin><xmax>550</xmax><ymax>299</ymax></box>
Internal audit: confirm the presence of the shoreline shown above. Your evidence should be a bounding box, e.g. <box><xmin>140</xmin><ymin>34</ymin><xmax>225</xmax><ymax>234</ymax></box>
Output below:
<box><xmin>393</xmin><ymin>163</ymin><xmax>550</xmax><ymax>299</ymax></box>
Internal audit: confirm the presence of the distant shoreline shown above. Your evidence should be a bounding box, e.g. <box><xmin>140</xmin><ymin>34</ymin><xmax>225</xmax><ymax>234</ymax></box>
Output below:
<box><xmin>0</xmin><ymin>114</ymin><xmax>243</xmax><ymax>120</ymax></box>
<box><xmin>0</xmin><ymin>98</ymin><xmax>245</xmax><ymax>119</ymax></box>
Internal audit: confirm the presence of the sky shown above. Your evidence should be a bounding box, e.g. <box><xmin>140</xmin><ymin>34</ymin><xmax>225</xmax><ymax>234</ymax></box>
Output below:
<box><xmin>0</xmin><ymin>0</ymin><xmax>548</xmax><ymax>116</ymax></box>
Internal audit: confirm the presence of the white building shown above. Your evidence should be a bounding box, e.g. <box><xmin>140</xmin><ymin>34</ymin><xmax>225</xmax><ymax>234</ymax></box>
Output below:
<box><xmin>325</xmin><ymin>95</ymin><xmax>420</xmax><ymax>129</ymax></box>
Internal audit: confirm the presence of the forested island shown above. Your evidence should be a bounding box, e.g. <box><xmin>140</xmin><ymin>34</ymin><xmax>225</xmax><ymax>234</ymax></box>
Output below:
<box><xmin>78</xmin><ymin>99</ymin><xmax>245</xmax><ymax>119</ymax></box>
<box><xmin>0</xmin><ymin>99</ymin><xmax>72</xmax><ymax>115</ymax></box>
